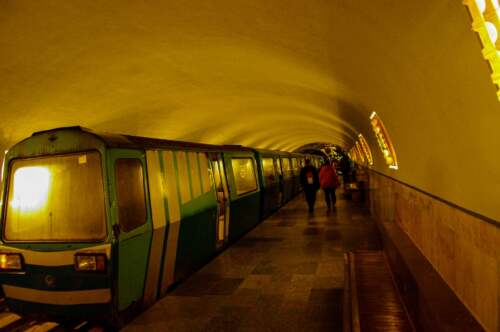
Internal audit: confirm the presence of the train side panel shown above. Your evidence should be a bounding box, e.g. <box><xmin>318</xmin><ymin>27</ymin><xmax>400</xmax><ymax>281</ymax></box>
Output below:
<box><xmin>224</xmin><ymin>152</ymin><xmax>261</xmax><ymax>242</ymax></box>
<box><xmin>173</xmin><ymin>151</ymin><xmax>218</xmax><ymax>282</ymax></box>
<box><xmin>143</xmin><ymin>150</ymin><xmax>219</xmax><ymax>300</ymax></box>
<box><xmin>280</xmin><ymin>156</ymin><xmax>294</xmax><ymax>203</ymax></box>
<box><xmin>142</xmin><ymin>150</ymin><xmax>168</xmax><ymax>306</ymax></box>
<box><xmin>291</xmin><ymin>156</ymin><xmax>300</xmax><ymax>195</ymax></box>
<box><xmin>254</xmin><ymin>151</ymin><xmax>281</xmax><ymax>219</ymax></box>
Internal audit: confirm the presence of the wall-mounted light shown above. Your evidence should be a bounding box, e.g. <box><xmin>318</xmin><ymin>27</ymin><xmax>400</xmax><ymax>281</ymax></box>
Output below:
<box><xmin>464</xmin><ymin>0</ymin><xmax>500</xmax><ymax>100</ymax></box>
<box><xmin>370</xmin><ymin>112</ymin><xmax>398</xmax><ymax>170</ymax></box>
<box><xmin>354</xmin><ymin>141</ymin><xmax>366</xmax><ymax>165</ymax></box>
<box><xmin>357</xmin><ymin>134</ymin><xmax>374</xmax><ymax>166</ymax></box>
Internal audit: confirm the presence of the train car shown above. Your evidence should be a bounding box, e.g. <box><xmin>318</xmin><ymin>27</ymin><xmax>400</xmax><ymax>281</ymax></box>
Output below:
<box><xmin>0</xmin><ymin>127</ymin><xmax>262</xmax><ymax>325</ymax></box>
<box><xmin>252</xmin><ymin>149</ymin><xmax>281</xmax><ymax>219</ymax></box>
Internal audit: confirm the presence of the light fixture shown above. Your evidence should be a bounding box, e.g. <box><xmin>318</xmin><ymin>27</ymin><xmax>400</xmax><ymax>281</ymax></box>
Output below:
<box><xmin>357</xmin><ymin>134</ymin><xmax>374</xmax><ymax>166</ymax></box>
<box><xmin>370</xmin><ymin>112</ymin><xmax>398</xmax><ymax>170</ymax></box>
<box><xmin>464</xmin><ymin>0</ymin><xmax>500</xmax><ymax>100</ymax></box>
<box><xmin>9</xmin><ymin>166</ymin><xmax>51</xmax><ymax>212</ymax></box>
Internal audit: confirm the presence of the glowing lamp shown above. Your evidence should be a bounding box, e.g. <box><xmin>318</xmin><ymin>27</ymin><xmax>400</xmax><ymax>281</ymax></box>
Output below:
<box><xmin>369</xmin><ymin>112</ymin><xmax>398</xmax><ymax>170</ymax></box>
<box><xmin>476</xmin><ymin>0</ymin><xmax>486</xmax><ymax>12</ymax></box>
<box><xmin>75</xmin><ymin>254</ymin><xmax>107</xmax><ymax>272</ymax></box>
<box><xmin>486</xmin><ymin>22</ymin><xmax>498</xmax><ymax>42</ymax></box>
<box><xmin>464</xmin><ymin>0</ymin><xmax>500</xmax><ymax>100</ymax></box>
<box><xmin>10</xmin><ymin>167</ymin><xmax>50</xmax><ymax>212</ymax></box>
<box><xmin>0</xmin><ymin>253</ymin><xmax>23</xmax><ymax>271</ymax></box>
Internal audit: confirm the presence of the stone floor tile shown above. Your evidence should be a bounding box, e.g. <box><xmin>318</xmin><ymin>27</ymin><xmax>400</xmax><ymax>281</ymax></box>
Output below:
<box><xmin>239</xmin><ymin>274</ymin><xmax>273</xmax><ymax>289</ymax></box>
<box><xmin>206</xmin><ymin>277</ymin><xmax>244</xmax><ymax>295</ymax></box>
<box><xmin>293</xmin><ymin>262</ymin><xmax>318</xmax><ymax>274</ymax></box>
<box><xmin>313</xmin><ymin>276</ymin><xmax>344</xmax><ymax>289</ymax></box>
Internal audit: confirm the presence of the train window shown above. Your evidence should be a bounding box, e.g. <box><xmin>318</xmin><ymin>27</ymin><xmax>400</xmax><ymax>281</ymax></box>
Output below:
<box><xmin>261</xmin><ymin>158</ymin><xmax>276</xmax><ymax>186</ymax></box>
<box><xmin>212</xmin><ymin>160</ymin><xmax>222</xmax><ymax>192</ymax></box>
<box><xmin>291</xmin><ymin>158</ymin><xmax>298</xmax><ymax>172</ymax></box>
<box><xmin>116</xmin><ymin>159</ymin><xmax>147</xmax><ymax>232</ymax></box>
<box><xmin>281</xmin><ymin>158</ymin><xmax>292</xmax><ymax>179</ymax></box>
<box><xmin>176</xmin><ymin>151</ymin><xmax>192</xmax><ymax>204</ymax></box>
<box><xmin>4</xmin><ymin>152</ymin><xmax>106</xmax><ymax>241</ymax></box>
<box><xmin>188</xmin><ymin>152</ymin><xmax>202</xmax><ymax>198</ymax></box>
<box><xmin>162</xmin><ymin>151</ymin><xmax>181</xmax><ymax>224</ymax></box>
<box><xmin>198</xmin><ymin>153</ymin><xmax>211</xmax><ymax>193</ymax></box>
<box><xmin>370</xmin><ymin>112</ymin><xmax>398</xmax><ymax>169</ymax></box>
<box><xmin>231</xmin><ymin>158</ymin><xmax>258</xmax><ymax>196</ymax></box>
<box><xmin>275</xmin><ymin>158</ymin><xmax>282</xmax><ymax>175</ymax></box>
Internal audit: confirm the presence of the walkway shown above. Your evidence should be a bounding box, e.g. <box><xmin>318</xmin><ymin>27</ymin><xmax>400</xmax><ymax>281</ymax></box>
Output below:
<box><xmin>124</xmin><ymin>191</ymin><xmax>381</xmax><ymax>332</ymax></box>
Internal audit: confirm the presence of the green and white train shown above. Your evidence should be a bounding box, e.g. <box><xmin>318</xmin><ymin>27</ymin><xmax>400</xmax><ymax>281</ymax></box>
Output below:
<box><xmin>0</xmin><ymin>127</ymin><xmax>322</xmax><ymax>324</ymax></box>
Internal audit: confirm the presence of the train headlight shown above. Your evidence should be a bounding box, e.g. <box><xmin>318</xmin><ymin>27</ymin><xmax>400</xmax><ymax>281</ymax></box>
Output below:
<box><xmin>0</xmin><ymin>253</ymin><xmax>23</xmax><ymax>271</ymax></box>
<box><xmin>75</xmin><ymin>254</ymin><xmax>107</xmax><ymax>272</ymax></box>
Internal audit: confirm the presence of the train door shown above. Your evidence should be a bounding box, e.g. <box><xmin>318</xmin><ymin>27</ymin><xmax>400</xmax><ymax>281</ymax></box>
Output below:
<box><xmin>210</xmin><ymin>153</ymin><xmax>230</xmax><ymax>248</ymax></box>
<box><xmin>108</xmin><ymin>149</ymin><xmax>153</xmax><ymax>312</ymax></box>
<box><xmin>276</xmin><ymin>157</ymin><xmax>284</xmax><ymax>205</ymax></box>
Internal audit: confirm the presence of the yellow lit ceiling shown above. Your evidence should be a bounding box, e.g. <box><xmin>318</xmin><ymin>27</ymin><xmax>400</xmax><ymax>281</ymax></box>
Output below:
<box><xmin>1</xmin><ymin>1</ymin><xmax>500</xmax><ymax>221</ymax></box>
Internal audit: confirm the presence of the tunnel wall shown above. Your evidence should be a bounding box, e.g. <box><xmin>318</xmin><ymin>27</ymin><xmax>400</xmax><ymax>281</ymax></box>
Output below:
<box><xmin>369</xmin><ymin>171</ymin><xmax>499</xmax><ymax>332</ymax></box>
<box><xmin>351</xmin><ymin>1</ymin><xmax>500</xmax><ymax>224</ymax></box>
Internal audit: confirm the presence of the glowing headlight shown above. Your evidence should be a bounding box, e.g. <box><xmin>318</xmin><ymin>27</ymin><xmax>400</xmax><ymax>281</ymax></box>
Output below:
<box><xmin>0</xmin><ymin>253</ymin><xmax>23</xmax><ymax>271</ymax></box>
<box><xmin>75</xmin><ymin>254</ymin><xmax>106</xmax><ymax>272</ymax></box>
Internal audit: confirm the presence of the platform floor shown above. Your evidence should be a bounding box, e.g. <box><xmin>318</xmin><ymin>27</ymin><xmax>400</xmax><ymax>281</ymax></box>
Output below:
<box><xmin>124</xmin><ymin>192</ymin><xmax>382</xmax><ymax>332</ymax></box>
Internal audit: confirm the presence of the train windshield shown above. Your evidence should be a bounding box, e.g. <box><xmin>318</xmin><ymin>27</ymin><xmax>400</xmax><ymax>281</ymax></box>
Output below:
<box><xmin>4</xmin><ymin>152</ymin><xmax>106</xmax><ymax>242</ymax></box>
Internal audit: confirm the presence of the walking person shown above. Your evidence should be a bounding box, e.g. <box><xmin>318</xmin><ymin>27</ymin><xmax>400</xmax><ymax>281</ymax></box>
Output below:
<box><xmin>300</xmin><ymin>159</ymin><xmax>320</xmax><ymax>213</ymax></box>
<box><xmin>319</xmin><ymin>159</ymin><xmax>340</xmax><ymax>210</ymax></box>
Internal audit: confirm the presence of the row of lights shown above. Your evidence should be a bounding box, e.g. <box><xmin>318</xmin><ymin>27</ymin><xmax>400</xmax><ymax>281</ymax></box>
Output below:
<box><xmin>464</xmin><ymin>0</ymin><xmax>500</xmax><ymax>100</ymax></box>
<box><xmin>347</xmin><ymin>1</ymin><xmax>495</xmax><ymax>168</ymax></box>
<box><xmin>348</xmin><ymin>134</ymin><xmax>373</xmax><ymax>167</ymax></box>
<box><xmin>348</xmin><ymin>112</ymin><xmax>398</xmax><ymax>170</ymax></box>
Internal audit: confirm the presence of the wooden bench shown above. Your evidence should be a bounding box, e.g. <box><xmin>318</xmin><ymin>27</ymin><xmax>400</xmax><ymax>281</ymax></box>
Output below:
<box><xmin>344</xmin><ymin>250</ymin><xmax>414</xmax><ymax>332</ymax></box>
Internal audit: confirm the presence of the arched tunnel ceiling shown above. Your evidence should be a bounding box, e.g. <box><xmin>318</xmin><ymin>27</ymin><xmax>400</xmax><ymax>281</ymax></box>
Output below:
<box><xmin>2</xmin><ymin>1</ymin><xmax>500</xmax><ymax>221</ymax></box>
<box><xmin>0</xmin><ymin>0</ymin><xmax>367</xmax><ymax>152</ymax></box>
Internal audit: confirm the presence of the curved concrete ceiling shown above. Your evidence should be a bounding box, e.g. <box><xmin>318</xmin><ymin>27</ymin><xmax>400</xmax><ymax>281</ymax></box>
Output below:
<box><xmin>1</xmin><ymin>1</ymin><xmax>500</xmax><ymax>221</ymax></box>
<box><xmin>0</xmin><ymin>0</ymin><xmax>366</xmax><ymax>152</ymax></box>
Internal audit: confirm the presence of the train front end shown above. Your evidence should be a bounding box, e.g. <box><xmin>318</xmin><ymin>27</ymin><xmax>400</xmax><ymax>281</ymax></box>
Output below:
<box><xmin>0</xmin><ymin>131</ymin><xmax>114</xmax><ymax>319</ymax></box>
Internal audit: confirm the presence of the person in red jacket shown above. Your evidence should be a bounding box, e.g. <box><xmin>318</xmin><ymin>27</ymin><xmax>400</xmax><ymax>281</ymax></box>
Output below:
<box><xmin>319</xmin><ymin>159</ymin><xmax>340</xmax><ymax>210</ymax></box>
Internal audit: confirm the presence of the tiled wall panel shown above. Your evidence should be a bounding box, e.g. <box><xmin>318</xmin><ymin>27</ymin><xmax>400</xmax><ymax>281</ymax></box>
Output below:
<box><xmin>370</xmin><ymin>171</ymin><xmax>499</xmax><ymax>332</ymax></box>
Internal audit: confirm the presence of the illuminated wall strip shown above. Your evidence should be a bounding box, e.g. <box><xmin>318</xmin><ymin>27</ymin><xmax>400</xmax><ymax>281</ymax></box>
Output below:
<box><xmin>370</xmin><ymin>111</ymin><xmax>398</xmax><ymax>170</ymax></box>
<box><xmin>357</xmin><ymin>134</ymin><xmax>374</xmax><ymax>166</ymax></box>
<box><xmin>355</xmin><ymin>141</ymin><xmax>366</xmax><ymax>164</ymax></box>
<box><xmin>464</xmin><ymin>0</ymin><xmax>500</xmax><ymax>100</ymax></box>
<box><xmin>350</xmin><ymin>144</ymin><xmax>362</xmax><ymax>165</ymax></box>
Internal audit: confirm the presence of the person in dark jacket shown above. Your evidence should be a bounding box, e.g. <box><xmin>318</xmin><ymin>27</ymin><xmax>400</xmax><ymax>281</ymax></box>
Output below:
<box><xmin>300</xmin><ymin>159</ymin><xmax>320</xmax><ymax>213</ymax></box>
